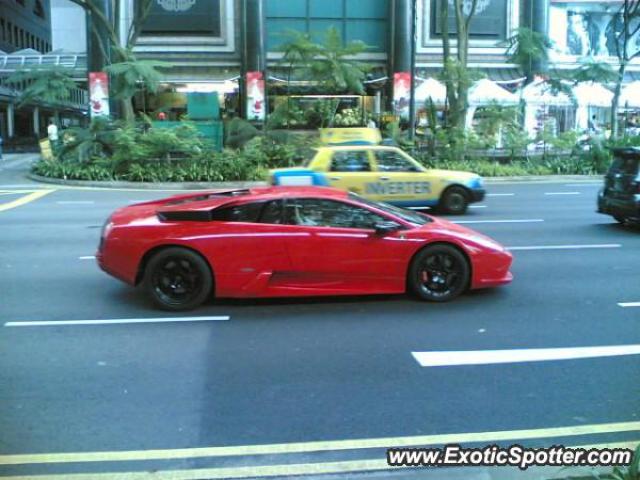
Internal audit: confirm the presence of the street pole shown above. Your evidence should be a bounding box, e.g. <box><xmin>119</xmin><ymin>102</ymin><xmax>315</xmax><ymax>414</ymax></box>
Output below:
<box><xmin>408</xmin><ymin>0</ymin><xmax>417</xmax><ymax>141</ymax></box>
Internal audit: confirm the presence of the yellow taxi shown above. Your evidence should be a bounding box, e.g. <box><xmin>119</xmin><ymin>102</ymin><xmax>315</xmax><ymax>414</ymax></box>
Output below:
<box><xmin>269</xmin><ymin>129</ymin><xmax>485</xmax><ymax>214</ymax></box>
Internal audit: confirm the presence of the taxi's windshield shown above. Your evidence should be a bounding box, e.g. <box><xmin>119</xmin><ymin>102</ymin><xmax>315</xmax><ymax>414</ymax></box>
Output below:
<box><xmin>349</xmin><ymin>193</ymin><xmax>432</xmax><ymax>226</ymax></box>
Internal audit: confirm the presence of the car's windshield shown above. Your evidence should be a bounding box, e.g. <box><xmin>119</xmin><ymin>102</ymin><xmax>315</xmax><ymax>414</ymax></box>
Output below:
<box><xmin>348</xmin><ymin>193</ymin><xmax>432</xmax><ymax>226</ymax></box>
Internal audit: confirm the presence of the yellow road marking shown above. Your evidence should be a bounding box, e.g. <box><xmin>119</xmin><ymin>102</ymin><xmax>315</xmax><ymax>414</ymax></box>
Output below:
<box><xmin>0</xmin><ymin>440</ymin><xmax>638</xmax><ymax>480</ymax></box>
<box><xmin>0</xmin><ymin>190</ymin><xmax>54</xmax><ymax>212</ymax></box>
<box><xmin>1</xmin><ymin>421</ymin><xmax>639</xmax><ymax>466</ymax></box>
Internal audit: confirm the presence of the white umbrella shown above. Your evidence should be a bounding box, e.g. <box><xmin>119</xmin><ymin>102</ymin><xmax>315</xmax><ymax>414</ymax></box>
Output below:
<box><xmin>573</xmin><ymin>82</ymin><xmax>613</xmax><ymax>108</ymax></box>
<box><xmin>414</xmin><ymin>77</ymin><xmax>447</xmax><ymax>105</ymax></box>
<box><xmin>619</xmin><ymin>81</ymin><xmax>640</xmax><ymax>108</ymax></box>
<box><xmin>468</xmin><ymin>79</ymin><xmax>520</xmax><ymax>107</ymax></box>
<box><xmin>521</xmin><ymin>79</ymin><xmax>573</xmax><ymax>106</ymax></box>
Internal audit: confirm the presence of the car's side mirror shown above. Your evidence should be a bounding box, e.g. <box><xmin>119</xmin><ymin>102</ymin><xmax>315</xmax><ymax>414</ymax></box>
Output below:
<box><xmin>374</xmin><ymin>221</ymin><xmax>401</xmax><ymax>235</ymax></box>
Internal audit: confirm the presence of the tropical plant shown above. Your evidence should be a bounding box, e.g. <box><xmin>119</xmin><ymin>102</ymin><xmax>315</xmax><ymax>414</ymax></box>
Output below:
<box><xmin>308</xmin><ymin>27</ymin><xmax>370</xmax><ymax>94</ymax></box>
<box><xmin>572</xmin><ymin>58</ymin><xmax>618</xmax><ymax>84</ymax></box>
<box><xmin>105</xmin><ymin>47</ymin><xmax>171</xmax><ymax>122</ymax></box>
<box><xmin>502</xmin><ymin>27</ymin><xmax>554</xmax><ymax>81</ymax></box>
<box><xmin>4</xmin><ymin>66</ymin><xmax>77</xmax><ymax>109</ymax></box>
<box><xmin>67</xmin><ymin>0</ymin><xmax>170</xmax><ymax>122</ymax></box>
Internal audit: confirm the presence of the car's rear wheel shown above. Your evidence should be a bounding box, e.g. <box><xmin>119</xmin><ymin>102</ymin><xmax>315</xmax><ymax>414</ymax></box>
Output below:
<box><xmin>144</xmin><ymin>247</ymin><xmax>212</xmax><ymax>311</ymax></box>
<box><xmin>614</xmin><ymin>215</ymin><xmax>627</xmax><ymax>224</ymax></box>
<box><xmin>408</xmin><ymin>244</ymin><xmax>470</xmax><ymax>302</ymax></box>
<box><xmin>439</xmin><ymin>186</ymin><xmax>469</xmax><ymax>215</ymax></box>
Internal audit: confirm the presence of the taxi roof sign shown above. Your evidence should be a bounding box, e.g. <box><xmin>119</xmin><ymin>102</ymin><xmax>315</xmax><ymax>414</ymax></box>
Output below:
<box><xmin>319</xmin><ymin>128</ymin><xmax>382</xmax><ymax>146</ymax></box>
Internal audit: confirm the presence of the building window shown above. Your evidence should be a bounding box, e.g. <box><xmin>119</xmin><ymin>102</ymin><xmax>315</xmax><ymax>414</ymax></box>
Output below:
<box><xmin>0</xmin><ymin>18</ymin><xmax>5</xmax><ymax>42</ymax></box>
<box><xmin>266</xmin><ymin>0</ymin><xmax>389</xmax><ymax>52</ymax></box>
<box><xmin>429</xmin><ymin>0</ymin><xmax>509</xmax><ymax>40</ymax></box>
<box><xmin>139</xmin><ymin>0</ymin><xmax>223</xmax><ymax>36</ymax></box>
<box><xmin>33</xmin><ymin>0</ymin><xmax>45</xmax><ymax>19</ymax></box>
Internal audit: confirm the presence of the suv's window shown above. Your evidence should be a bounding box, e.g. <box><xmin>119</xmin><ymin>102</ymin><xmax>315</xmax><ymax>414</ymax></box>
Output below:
<box><xmin>330</xmin><ymin>151</ymin><xmax>371</xmax><ymax>172</ymax></box>
<box><xmin>210</xmin><ymin>202</ymin><xmax>265</xmax><ymax>222</ymax></box>
<box><xmin>375</xmin><ymin>151</ymin><xmax>420</xmax><ymax>172</ymax></box>
<box><xmin>610</xmin><ymin>157</ymin><xmax>640</xmax><ymax>175</ymax></box>
<box><xmin>283</xmin><ymin>199</ymin><xmax>386</xmax><ymax>229</ymax></box>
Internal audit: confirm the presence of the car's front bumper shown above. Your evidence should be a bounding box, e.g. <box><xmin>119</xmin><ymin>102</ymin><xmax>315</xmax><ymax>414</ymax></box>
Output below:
<box><xmin>469</xmin><ymin>188</ymin><xmax>486</xmax><ymax>203</ymax></box>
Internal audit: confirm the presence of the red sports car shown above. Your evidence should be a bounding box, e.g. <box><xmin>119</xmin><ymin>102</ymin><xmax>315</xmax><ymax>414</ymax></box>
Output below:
<box><xmin>97</xmin><ymin>186</ymin><xmax>513</xmax><ymax>310</ymax></box>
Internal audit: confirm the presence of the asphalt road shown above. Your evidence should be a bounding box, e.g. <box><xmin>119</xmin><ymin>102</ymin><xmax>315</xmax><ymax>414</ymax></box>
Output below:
<box><xmin>1</xmin><ymin>155</ymin><xmax>639</xmax><ymax>479</ymax></box>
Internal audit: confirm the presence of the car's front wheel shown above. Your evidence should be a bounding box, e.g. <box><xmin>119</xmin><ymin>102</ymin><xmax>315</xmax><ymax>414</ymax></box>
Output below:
<box><xmin>439</xmin><ymin>186</ymin><xmax>469</xmax><ymax>215</ymax></box>
<box><xmin>408</xmin><ymin>244</ymin><xmax>470</xmax><ymax>302</ymax></box>
<box><xmin>144</xmin><ymin>247</ymin><xmax>213</xmax><ymax>311</ymax></box>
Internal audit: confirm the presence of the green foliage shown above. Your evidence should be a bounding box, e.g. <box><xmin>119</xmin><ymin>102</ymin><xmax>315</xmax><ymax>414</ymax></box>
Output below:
<box><xmin>267</xmin><ymin>101</ymin><xmax>306</xmax><ymax>129</ymax></box>
<box><xmin>279</xmin><ymin>27</ymin><xmax>370</xmax><ymax>95</ymax></box>
<box><xmin>573</xmin><ymin>58</ymin><xmax>618</xmax><ymax>84</ymax></box>
<box><xmin>4</xmin><ymin>66</ymin><xmax>77</xmax><ymax>107</ymax></box>
<box><xmin>502</xmin><ymin>27</ymin><xmax>553</xmax><ymax>76</ymax></box>
<box><xmin>105</xmin><ymin>49</ymin><xmax>171</xmax><ymax>100</ymax></box>
<box><xmin>225</xmin><ymin>118</ymin><xmax>259</xmax><ymax>149</ymax></box>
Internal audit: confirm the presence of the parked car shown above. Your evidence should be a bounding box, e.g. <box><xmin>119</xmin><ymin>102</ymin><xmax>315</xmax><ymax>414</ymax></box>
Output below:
<box><xmin>597</xmin><ymin>147</ymin><xmax>640</xmax><ymax>224</ymax></box>
<box><xmin>97</xmin><ymin>187</ymin><xmax>512</xmax><ymax>311</ymax></box>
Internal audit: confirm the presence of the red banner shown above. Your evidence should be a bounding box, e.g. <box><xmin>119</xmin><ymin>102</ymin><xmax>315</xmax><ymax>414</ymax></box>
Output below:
<box><xmin>89</xmin><ymin>72</ymin><xmax>110</xmax><ymax>118</ymax></box>
<box><xmin>393</xmin><ymin>72</ymin><xmax>412</xmax><ymax>119</ymax></box>
<box><xmin>246</xmin><ymin>71</ymin><xmax>265</xmax><ymax>121</ymax></box>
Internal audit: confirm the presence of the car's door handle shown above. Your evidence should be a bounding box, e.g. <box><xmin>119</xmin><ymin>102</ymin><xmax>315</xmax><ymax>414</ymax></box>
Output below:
<box><xmin>379</xmin><ymin>176</ymin><xmax>390</xmax><ymax>181</ymax></box>
<box><xmin>330</xmin><ymin>177</ymin><xmax>341</xmax><ymax>181</ymax></box>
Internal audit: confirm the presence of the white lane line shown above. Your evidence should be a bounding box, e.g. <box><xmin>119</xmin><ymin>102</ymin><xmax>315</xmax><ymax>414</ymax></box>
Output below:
<box><xmin>412</xmin><ymin>345</ymin><xmax>640</xmax><ymax>367</ymax></box>
<box><xmin>79</xmin><ymin>256</ymin><xmax>96</xmax><ymax>260</ymax></box>
<box><xmin>56</xmin><ymin>201</ymin><xmax>95</xmax><ymax>205</ymax></box>
<box><xmin>4</xmin><ymin>316</ymin><xmax>230</xmax><ymax>327</ymax></box>
<box><xmin>454</xmin><ymin>219</ymin><xmax>544</xmax><ymax>224</ymax></box>
<box><xmin>544</xmin><ymin>192</ymin><xmax>581</xmax><ymax>196</ymax></box>
<box><xmin>486</xmin><ymin>193</ymin><xmax>515</xmax><ymax>197</ymax></box>
<box><xmin>564</xmin><ymin>183</ymin><xmax>601</xmax><ymax>187</ymax></box>
<box><xmin>508</xmin><ymin>244</ymin><xmax>621</xmax><ymax>251</ymax></box>
<box><xmin>469</xmin><ymin>205</ymin><xmax>487</xmax><ymax>209</ymax></box>
<box><xmin>618</xmin><ymin>302</ymin><xmax>640</xmax><ymax>308</ymax></box>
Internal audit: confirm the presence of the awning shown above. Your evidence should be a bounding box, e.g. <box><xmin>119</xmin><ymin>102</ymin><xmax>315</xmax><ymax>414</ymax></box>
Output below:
<box><xmin>468</xmin><ymin>79</ymin><xmax>520</xmax><ymax>107</ymax></box>
<box><xmin>619</xmin><ymin>81</ymin><xmax>640</xmax><ymax>108</ymax></box>
<box><xmin>521</xmin><ymin>79</ymin><xmax>573</xmax><ymax>106</ymax></box>
<box><xmin>572</xmin><ymin>82</ymin><xmax>613</xmax><ymax>108</ymax></box>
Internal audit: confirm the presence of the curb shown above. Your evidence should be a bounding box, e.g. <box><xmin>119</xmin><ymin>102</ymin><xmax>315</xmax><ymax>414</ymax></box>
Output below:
<box><xmin>26</xmin><ymin>173</ymin><xmax>267</xmax><ymax>190</ymax></box>
<box><xmin>26</xmin><ymin>173</ymin><xmax>603</xmax><ymax>190</ymax></box>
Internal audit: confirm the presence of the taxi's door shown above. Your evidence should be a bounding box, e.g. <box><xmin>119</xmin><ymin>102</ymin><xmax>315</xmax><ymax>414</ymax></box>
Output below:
<box><xmin>324</xmin><ymin>149</ymin><xmax>378</xmax><ymax>198</ymax></box>
<box><xmin>367</xmin><ymin>149</ymin><xmax>440</xmax><ymax>207</ymax></box>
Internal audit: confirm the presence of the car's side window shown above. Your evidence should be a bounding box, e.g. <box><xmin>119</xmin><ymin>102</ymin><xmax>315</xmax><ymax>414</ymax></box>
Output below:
<box><xmin>284</xmin><ymin>199</ymin><xmax>386</xmax><ymax>229</ymax></box>
<box><xmin>375</xmin><ymin>151</ymin><xmax>420</xmax><ymax>172</ymax></box>
<box><xmin>259</xmin><ymin>200</ymin><xmax>284</xmax><ymax>224</ymax></box>
<box><xmin>330</xmin><ymin>151</ymin><xmax>371</xmax><ymax>172</ymax></box>
<box><xmin>210</xmin><ymin>202</ymin><xmax>265</xmax><ymax>223</ymax></box>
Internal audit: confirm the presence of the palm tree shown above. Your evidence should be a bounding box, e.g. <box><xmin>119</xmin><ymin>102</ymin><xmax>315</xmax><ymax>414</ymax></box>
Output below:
<box><xmin>309</xmin><ymin>27</ymin><xmax>370</xmax><ymax>95</ymax></box>
<box><xmin>503</xmin><ymin>27</ymin><xmax>554</xmax><ymax>82</ymax></box>
<box><xmin>5</xmin><ymin>66</ymin><xmax>77</xmax><ymax>110</ymax></box>
<box><xmin>105</xmin><ymin>47</ymin><xmax>170</xmax><ymax>122</ymax></box>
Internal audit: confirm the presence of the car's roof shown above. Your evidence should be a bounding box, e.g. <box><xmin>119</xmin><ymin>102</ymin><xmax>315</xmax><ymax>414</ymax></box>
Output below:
<box><xmin>156</xmin><ymin>186</ymin><xmax>350</xmax><ymax>214</ymax></box>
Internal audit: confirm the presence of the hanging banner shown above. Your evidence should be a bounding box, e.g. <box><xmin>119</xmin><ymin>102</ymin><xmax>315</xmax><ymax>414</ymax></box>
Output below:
<box><xmin>393</xmin><ymin>72</ymin><xmax>412</xmax><ymax>119</ymax></box>
<box><xmin>89</xmin><ymin>72</ymin><xmax>110</xmax><ymax>118</ymax></box>
<box><xmin>246</xmin><ymin>71</ymin><xmax>265</xmax><ymax>121</ymax></box>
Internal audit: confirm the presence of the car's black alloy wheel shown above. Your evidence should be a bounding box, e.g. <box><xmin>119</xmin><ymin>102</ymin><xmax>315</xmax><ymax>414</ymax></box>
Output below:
<box><xmin>409</xmin><ymin>244</ymin><xmax>470</xmax><ymax>302</ymax></box>
<box><xmin>440</xmin><ymin>186</ymin><xmax>469</xmax><ymax>215</ymax></box>
<box><xmin>144</xmin><ymin>247</ymin><xmax>212</xmax><ymax>311</ymax></box>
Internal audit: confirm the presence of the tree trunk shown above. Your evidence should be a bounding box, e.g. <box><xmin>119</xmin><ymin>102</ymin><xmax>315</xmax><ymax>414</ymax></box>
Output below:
<box><xmin>611</xmin><ymin>60</ymin><xmax>627</xmax><ymax>139</ymax></box>
<box><xmin>122</xmin><ymin>99</ymin><xmax>135</xmax><ymax>123</ymax></box>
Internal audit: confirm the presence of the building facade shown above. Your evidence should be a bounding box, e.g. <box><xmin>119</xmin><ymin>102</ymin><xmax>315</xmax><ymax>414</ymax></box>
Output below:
<box><xmin>0</xmin><ymin>0</ymin><xmax>88</xmax><ymax>144</ymax></box>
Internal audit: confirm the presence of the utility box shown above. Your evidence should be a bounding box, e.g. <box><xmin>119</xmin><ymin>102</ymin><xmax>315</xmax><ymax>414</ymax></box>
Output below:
<box><xmin>187</xmin><ymin>93</ymin><xmax>220</xmax><ymax>120</ymax></box>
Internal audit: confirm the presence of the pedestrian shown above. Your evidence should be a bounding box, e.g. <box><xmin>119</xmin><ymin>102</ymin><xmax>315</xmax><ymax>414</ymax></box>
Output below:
<box><xmin>367</xmin><ymin>118</ymin><xmax>377</xmax><ymax>129</ymax></box>
<box><xmin>47</xmin><ymin>120</ymin><xmax>59</xmax><ymax>145</ymax></box>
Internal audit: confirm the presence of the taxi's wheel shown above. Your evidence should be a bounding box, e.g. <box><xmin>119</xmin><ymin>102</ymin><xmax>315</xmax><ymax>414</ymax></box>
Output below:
<box><xmin>144</xmin><ymin>247</ymin><xmax>212</xmax><ymax>311</ymax></box>
<box><xmin>614</xmin><ymin>215</ymin><xmax>627</xmax><ymax>224</ymax></box>
<box><xmin>408</xmin><ymin>244</ymin><xmax>470</xmax><ymax>302</ymax></box>
<box><xmin>440</xmin><ymin>186</ymin><xmax>469</xmax><ymax>215</ymax></box>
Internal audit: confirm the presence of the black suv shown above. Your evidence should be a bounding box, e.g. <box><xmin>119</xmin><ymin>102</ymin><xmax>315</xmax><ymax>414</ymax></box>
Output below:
<box><xmin>597</xmin><ymin>147</ymin><xmax>640</xmax><ymax>224</ymax></box>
